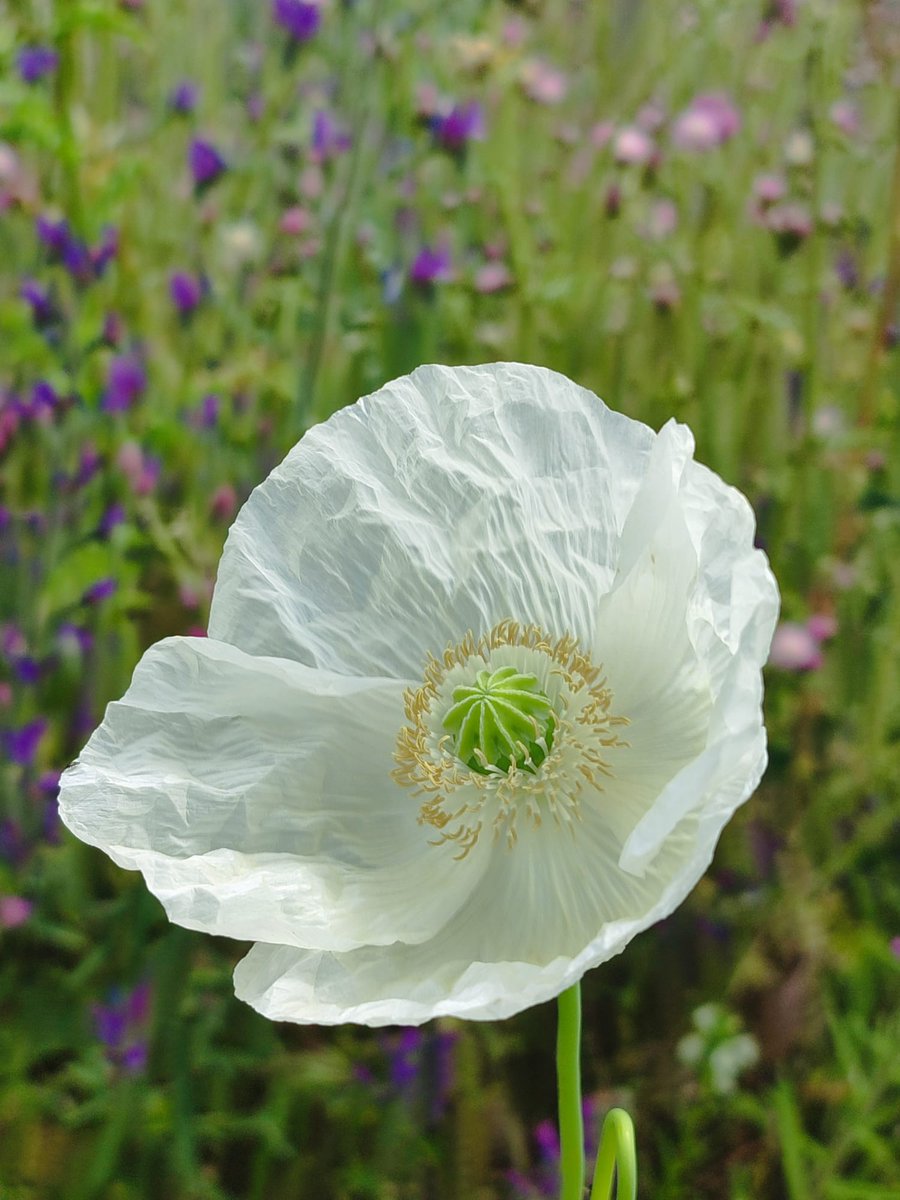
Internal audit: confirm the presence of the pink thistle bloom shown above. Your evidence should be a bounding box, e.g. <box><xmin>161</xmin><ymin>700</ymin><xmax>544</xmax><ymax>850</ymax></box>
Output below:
<box><xmin>210</xmin><ymin>484</ymin><xmax>239</xmax><ymax>523</ymax></box>
<box><xmin>474</xmin><ymin>262</ymin><xmax>513</xmax><ymax>294</ymax></box>
<box><xmin>613</xmin><ymin>126</ymin><xmax>655</xmax><ymax>166</ymax></box>
<box><xmin>672</xmin><ymin>92</ymin><xmax>741</xmax><ymax>152</ymax></box>
<box><xmin>590</xmin><ymin>121</ymin><xmax>615</xmax><ymax>150</ymax></box>
<box><xmin>765</xmin><ymin>201</ymin><xmax>813</xmax><ymax>255</ymax></box>
<box><xmin>520</xmin><ymin>60</ymin><xmax>567</xmax><ymax>105</ymax></box>
<box><xmin>754</xmin><ymin>173</ymin><xmax>788</xmax><ymax>206</ymax></box>
<box><xmin>0</xmin><ymin>895</ymin><xmax>34</xmax><ymax>928</ymax></box>
<box><xmin>0</xmin><ymin>897</ymin><xmax>33</xmax><ymax>931</ymax></box>
<box><xmin>807</xmin><ymin>613</ymin><xmax>837</xmax><ymax>643</ymax></box>
<box><xmin>279</xmin><ymin>206</ymin><xmax>312</xmax><ymax>236</ymax></box>
<box><xmin>768</xmin><ymin>621</ymin><xmax>822</xmax><ymax>671</ymax></box>
<box><xmin>646</xmin><ymin>198</ymin><xmax>679</xmax><ymax>240</ymax></box>
<box><xmin>829</xmin><ymin>100</ymin><xmax>860</xmax><ymax>137</ymax></box>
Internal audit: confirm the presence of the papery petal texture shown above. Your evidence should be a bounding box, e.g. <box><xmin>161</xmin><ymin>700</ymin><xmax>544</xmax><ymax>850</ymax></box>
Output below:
<box><xmin>59</xmin><ymin>362</ymin><xmax>778</xmax><ymax>1026</ymax></box>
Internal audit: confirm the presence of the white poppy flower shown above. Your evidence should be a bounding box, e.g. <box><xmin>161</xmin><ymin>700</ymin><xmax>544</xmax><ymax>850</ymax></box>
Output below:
<box><xmin>59</xmin><ymin>363</ymin><xmax>779</xmax><ymax>1026</ymax></box>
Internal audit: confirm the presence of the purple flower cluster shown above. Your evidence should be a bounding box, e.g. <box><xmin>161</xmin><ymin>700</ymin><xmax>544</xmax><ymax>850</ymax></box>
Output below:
<box><xmin>431</xmin><ymin>101</ymin><xmax>485</xmax><ymax>156</ymax></box>
<box><xmin>17</xmin><ymin>46</ymin><xmax>59</xmax><ymax>84</ymax></box>
<box><xmin>380</xmin><ymin>1026</ymin><xmax>458</xmax><ymax>1123</ymax></box>
<box><xmin>20</xmin><ymin>280</ymin><xmax>59</xmax><ymax>329</ymax></box>
<box><xmin>507</xmin><ymin>1097</ymin><xmax>601</xmax><ymax>1199</ymax></box>
<box><xmin>409</xmin><ymin>244</ymin><xmax>452</xmax><ymax>288</ymax></box>
<box><xmin>102</xmin><ymin>354</ymin><xmax>146</xmax><ymax>413</ymax></box>
<box><xmin>168</xmin><ymin>80</ymin><xmax>199</xmax><ymax>116</ymax></box>
<box><xmin>189</xmin><ymin>138</ymin><xmax>227</xmax><ymax>192</ymax></box>
<box><xmin>169</xmin><ymin>271</ymin><xmax>206</xmax><ymax>317</ymax></box>
<box><xmin>93</xmin><ymin>982</ymin><xmax>152</xmax><ymax>1075</ymax></box>
<box><xmin>311</xmin><ymin>110</ymin><xmax>352</xmax><ymax>163</ymax></box>
<box><xmin>36</xmin><ymin>216</ymin><xmax>118</xmax><ymax>284</ymax></box>
<box><xmin>4</xmin><ymin>718</ymin><xmax>47</xmax><ymax>767</ymax></box>
<box><xmin>272</xmin><ymin>0</ymin><xmax>321</xmax><ymax>42</ymax></box>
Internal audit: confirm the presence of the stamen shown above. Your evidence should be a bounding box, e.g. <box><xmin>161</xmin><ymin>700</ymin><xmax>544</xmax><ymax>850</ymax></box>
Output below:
<box><xmin>392</xmin><ymin>619</ymin><xmax>628</xmax><ymax>858</ymax></box>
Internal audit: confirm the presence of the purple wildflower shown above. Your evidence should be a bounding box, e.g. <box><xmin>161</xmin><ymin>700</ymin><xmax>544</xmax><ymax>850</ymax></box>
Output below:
<box><xmin>169</xmin><ymin>271</ymin><xmax>205</xmax><ymax>316</ymax></box>
<box><xmin>431</xmin><ymin>102</ymin><xmax>485</xmax><ymax>156</ymax></box>
<box><xmin>189</xmin><ymin>138</ymin><xmax>227</xmax><ymax>192</ymax></box>
<box><xmin>30</xmin><ymin>380</ymin><xmax>60</xmax><ymax>417</ymax></box>
<box><xmin>35</xmin><ymin>216</ymin><xmax>117</xmax><ymax>282</ymax></box>
<box><xmin>199</xmin><ymin>392</ymin><xmax>220</xmax><ymax>427</ymax></box>
<box><xmin>72</xmin><ymin>444</ymin><xmax>102</xmax><ymax>488</ymax></box>
<box><xmin>672</xmin><ymin>92</ymin><xmax>741</xmax><ymax>152</ymax></box>
<box><xmin>13</xmin><ymin>657</ymin><xmax>41</xmax><ymax>685</ymax></box>
<box><xmin>101</xmin><ymin>311</ymin><xmax>124</xmax><ymax>347</ymax></box>
<box><xmin>387</xmin><ymin>1027</ymin><xmax>422</xmax><ymax>1093</ymax></box>
<box><xmin>36</xmin><ymin>215</ymin><xmax>72</xmax><ymax>257</ymax></box>
<box><xmin>98</xmin><ymin>503</ymin><xmax>126</xmax><ymax>539</ymax></box>
<box><xmin>534</xmin><ymin>1119</ymin><xmax>559</xmax><ymax>1161</ymax></box>
<box><xmin>0</xmin><ymin>820</ymin><xmax>26</xmax><ymax>865</ymax></box>
<box><xmin>58</xmin><ymin>623</ymin><xmax>95</xmax><ymax>656</ymax></box>
<box><xmin>90</xmin><ymin>227</ymin><xmax>118</xmax><ymax>277</ymax></box>
<box><xmin>20</xmin><ymin>280</ymin><xmax>58</xmax><ymax>329</ymax></box>
<box><xmin>5</xmin><ymin>718</ymin><xmax>47</xmax><ymax>767</ymax></box>
<box><xmin>272</xmin><ymin>0</ymin><xmax>321</xmax><ymax>41</ymax></box>
<box><xmin>17</xmin><ymin>46</ymin><xmax>59</xmax><ymax>84</ymax></box>
<box><xmin>82</xmin><ymin>578</ymin><xmax>118</xmax><ymax>605</ymax></box>
<box><xmin>311</xmin><ymin>110</ymin><xmax>352</xmax><ymax>163</ymax></box>
<box><xmin>93</xmin><ymin>982</ymin><xmax>152</xmax><ymax>1075</ymax></box>
<box><xmin>102</xmin><ymin>354</ymin><xmax>146</xmax><ymax>412</ymax></box>
<box><xmin>168</xmin><ymin>80</ymin><xmax>199</xmax><ymax>115</ymax></box>
<box><xmin>409</xmin><ymin>244</ymin><xmax>452</xmax><ymax>288</ymax></box>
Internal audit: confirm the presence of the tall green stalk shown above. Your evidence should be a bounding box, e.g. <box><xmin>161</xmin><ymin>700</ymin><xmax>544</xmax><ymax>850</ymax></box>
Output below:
<box><xmin>557</xmin><ymin>983</ymin><xmax>637</xmax><ymax>1200</ymax></box>
<box><xmin>557</xmin><ymin>983</ymin><xmax>585</xmax><ymax>1200</ymax></box>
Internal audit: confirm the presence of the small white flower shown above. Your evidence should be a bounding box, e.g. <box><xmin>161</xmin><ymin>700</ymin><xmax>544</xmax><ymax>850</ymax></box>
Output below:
<box><xmin>58</xmin><ymin>363</ymin><xmax>779</xmax><ymax>1026</ymax></box>
<box><xmin>677</xmin><ymin>1002</ymin><xmax>760</xmax><ymax>1094</ymax></box>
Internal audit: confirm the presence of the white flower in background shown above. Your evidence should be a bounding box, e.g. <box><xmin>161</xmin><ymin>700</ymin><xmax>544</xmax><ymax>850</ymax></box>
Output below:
<box><xmin>678</xmin><ymin>1002</ymin><xmax>760</xmax><ymax>1094</ymax></box>
<box><xmin>58</xmin><ymin>363</ymin><xmax>778</xmax><ymax>1026</ymax></box>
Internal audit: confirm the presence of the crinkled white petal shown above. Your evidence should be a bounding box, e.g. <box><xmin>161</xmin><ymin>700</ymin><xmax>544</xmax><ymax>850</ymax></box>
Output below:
<box><xmin>209</xmin><ymin>363</ymin><xmax>658</xmax><ymax>677</ymax></box>
<box><xmin>60</xmin><ymin>362</ymin><xmax>779</xmax><ymax>1026</ymax></box>
<box><xmin>232</xmin><ymin>764</ymin><xmax>755</xmax><ymax>1026</ymax></box>
<box><xmin>58</xmin><ymin>636</ymin><xmax>489</xmax><ymax>951</ymax></box>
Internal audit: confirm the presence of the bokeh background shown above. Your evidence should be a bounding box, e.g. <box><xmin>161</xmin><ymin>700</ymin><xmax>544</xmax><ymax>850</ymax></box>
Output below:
<box><xmin>1</xmin><ymin>1</ymin><xmax>899</xmax><ymax>1197</ymax></box>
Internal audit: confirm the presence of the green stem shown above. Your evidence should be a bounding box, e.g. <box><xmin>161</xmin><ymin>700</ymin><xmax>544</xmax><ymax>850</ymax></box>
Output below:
<box><xmin>858</xmin><ymin>94</ymin><xmax>900</xmax><ymax>426</ymax></box>
<box><xmin>557</xmin><ymin>983</ymin><xmax>585</xmax><ymax>1200</ymax></box>
<box><xmin>589</xmin><ymin>1109</ymin><xmax>637</xmax><ymax>1200</ymax></box>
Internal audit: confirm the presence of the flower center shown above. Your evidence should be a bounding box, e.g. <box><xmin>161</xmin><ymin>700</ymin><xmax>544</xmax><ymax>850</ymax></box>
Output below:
<box><xmin>442</xmin><ymin>666</ymin><xmax>555</xmax><ymax>775</ymax></box>
<box><xmin>392</xmin><ymin>620</ymin><xmax>629</xmax><ymax>859</ymax></box>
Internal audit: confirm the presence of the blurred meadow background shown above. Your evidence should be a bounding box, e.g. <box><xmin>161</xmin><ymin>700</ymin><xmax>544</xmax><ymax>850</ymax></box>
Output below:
<box><xmin>1</xmin><ymin>0</ymin><xmax>900</xmax><ymax>1197</ymax></box>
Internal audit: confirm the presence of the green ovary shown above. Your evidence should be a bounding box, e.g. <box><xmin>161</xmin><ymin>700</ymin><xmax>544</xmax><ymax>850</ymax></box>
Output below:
<box><xmin>441</xmin><ymin>665</ymin><xmax>556</xmax><ymax>775</ymax></box>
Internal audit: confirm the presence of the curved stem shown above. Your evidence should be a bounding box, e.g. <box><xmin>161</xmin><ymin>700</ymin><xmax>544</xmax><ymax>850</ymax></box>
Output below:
<box><xmin>557</xmin><ymin>983</ymin><xmax>585</xmax><ymax>1200</ymax></box>
<box><xmin>589</xmin><ymin>1109</ymin><xmax>637</xmax><ymax>1200</ymax></box>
